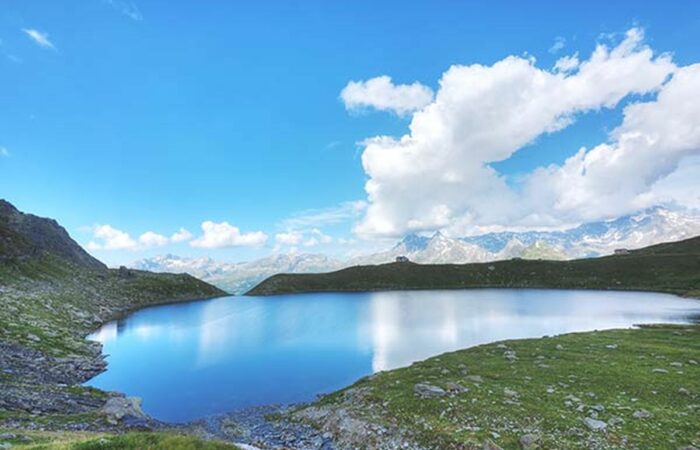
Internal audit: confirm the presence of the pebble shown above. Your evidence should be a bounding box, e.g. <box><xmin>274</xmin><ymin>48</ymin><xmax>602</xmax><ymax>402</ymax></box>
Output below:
<box><xmin>482</xmin><ymin>440</ymin><xmax>504</xmax><ymax>450</ymax></box>
<box><xmin>504</xmin><ymin>388</ymin><xmax>519</xmax><ymax>398</ymax></box>
<box><xmin>632</xmin><ymin>409</ymin><xmax>652</xmax><ymax>419</ymax></box>
<box><xmin>519</xmin><ymin>434</ymin><xmax>539</xmax><ymax>449</ymax></box>
<box><xmin>652</xmin><ymin>368</ymin><xmax>668</xmax><ymax>374</ymax></box>
<box><xmin>583</xmin><ymin>417</ymin><xmax>607</xmax><ymax>431</ymax></box>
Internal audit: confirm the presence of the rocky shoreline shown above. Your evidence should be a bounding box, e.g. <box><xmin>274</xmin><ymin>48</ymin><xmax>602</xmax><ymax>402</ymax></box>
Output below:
<box><xmin>0</xmin><ymin>305</ymin><xmax>342</xmax><ymax>449</ymax></box>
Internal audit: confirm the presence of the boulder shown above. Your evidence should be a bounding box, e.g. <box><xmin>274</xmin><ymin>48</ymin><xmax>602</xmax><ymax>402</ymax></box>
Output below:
<box><xmin>583</xmin><ymin>417</ymin><xmax>607</xmax><ymax>431</ymax></box>
<box><xmin>414</xmin><ymin>383</ymin><xmax>446</xmax><ymax>398</ymax></box>
<box><xmin>100</xmin><ymin>396</ymin><xmax>147</xmax><ymax>424</ymax></box>
<box><xmin>519</xmin><ymin>434</ymin><xmax>540</xmax><ymax>449</ymax></box>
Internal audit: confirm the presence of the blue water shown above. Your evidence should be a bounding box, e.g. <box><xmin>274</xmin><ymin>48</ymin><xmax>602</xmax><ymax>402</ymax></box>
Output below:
<box><xmin>86</xmin><ymin>289</ymin><xmax>700</xmax><ymax>422</ymax></box>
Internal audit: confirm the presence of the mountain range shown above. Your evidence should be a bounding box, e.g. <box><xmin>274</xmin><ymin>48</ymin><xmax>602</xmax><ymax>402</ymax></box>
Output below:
<box><xmin>132</xmin><ymin>206</ymin><xmax>700</xmax><ymax>294</ymax></box>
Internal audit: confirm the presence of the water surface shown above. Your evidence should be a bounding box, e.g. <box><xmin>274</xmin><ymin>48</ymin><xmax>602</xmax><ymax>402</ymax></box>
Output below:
<box><xmin>87</xmin><ymin>289</ymin><xmax>700</xmax><ymax>422</ymax></box>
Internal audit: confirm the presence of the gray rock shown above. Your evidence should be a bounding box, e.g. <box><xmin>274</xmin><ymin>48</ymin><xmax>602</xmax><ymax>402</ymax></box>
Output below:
<box><xmin>633</xmin><ymin>409</ymin><xmax>652</xmax><ymax>419</ymax></box>
<box><xmin>652</xmin><ymin>368</ymin><xmax>668</xmax><ymax>374</ymax></box>
<box><xmin>483</xmin><ymin>440</ymin><xmax>504</xmax><ymax>450</ymax></box>
<box><xmin>605</xmin><ymin>344</ymin><xmax>618</xmax><ymax>349</ymax></box>
<box><xmin>100</xmin><ymin>396</ymin><xmax>146</xmax><ymax>424</ymax></box>
<box><xmin>445</xmin><ymin>382</ymin><xmax>468</xmax><ymax>393</ymax></box>
<box><xmin>414</xmin><ymin>383</ymin><xmax>446</xmax><ymax>398</ymax></box>
<box><xmin>670</xmin><ymin>361</ymin><xmax>683</xmax><ymax>368</ymax></box>
<box><xmin>609</xmin><ymin>416</ymin><xmax>625</xmax><ymax>426</ymax></box>
<box><xmin>504</xmin><ymin>351</ymin><xmax>518</xmax><ymax>361</ymax></box>
<box><xmin>519</xmin><ymin>434</ymin><xmax>539</xmax><ymax>449</ymax></box>
<box><xmin>504</xmin><ymin>388</ymin><xmax>519</xmax><ymax>398</ymax></box>
<box><xmin>583</xmin><ymin>417</ymin><xmax>607</xmax><ymax>431</ymax></box>
<box><xmin>466</xmin><ymin>375</ymin><xmax>484</xmax><ymax>383</ymax></box>
<box><xmin>679</xmin><ymin>387</ymin><xmax>690</xmax><ymax>395</ymax></box>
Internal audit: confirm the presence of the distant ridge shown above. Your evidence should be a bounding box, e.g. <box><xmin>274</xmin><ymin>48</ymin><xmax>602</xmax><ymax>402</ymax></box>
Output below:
<box><xmin>134</xmin><ymin>206</ymin><xmax>700</xmax><ymax>294</ymax></box>
<box><xmin>247</xmin><ymin>235</ymin><xmax>700</xmax><ymax>297</ymax></box>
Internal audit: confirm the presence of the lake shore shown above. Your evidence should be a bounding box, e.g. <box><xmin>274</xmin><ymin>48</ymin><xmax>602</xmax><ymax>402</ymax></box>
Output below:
<box><xmin>3</xmin><ymin>322</ymin><xmax>698</xmax><ymax>449</ymax></box>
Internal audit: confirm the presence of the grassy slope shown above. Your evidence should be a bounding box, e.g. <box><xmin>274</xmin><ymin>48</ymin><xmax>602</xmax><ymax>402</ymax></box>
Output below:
<box><xmin>300</xmin><ymin>324</ymin><xmax>700</xmax><ymax>450</ymax></box>
<box><xmin>0</xmin><ymin>206</ymin><xmax>227</xmax><ymax>435</ymax></box>
<box><xmin>248</xmin><ymin>236</ymin><xmax>700</xmax><ymax>297</ymax></box>
<box><xmin>0</xmin><ymin>254</ymin><xmax>226</xmax><ymax>357</ymax></box>
<box><xmin>0</xmin><ymin>431</ymin><xmax>240</xmax><ymax>449</ymax></box>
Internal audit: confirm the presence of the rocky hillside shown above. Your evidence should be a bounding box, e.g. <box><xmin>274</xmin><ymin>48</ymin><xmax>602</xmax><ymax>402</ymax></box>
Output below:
<box><xmin>247</xmin><ymin>235</ymin><xmax>700</xmax><ymax>297</ymax></box>
<box><xmin>0</xmin><ymin>199</ymin><xmax>226</xmax><ymax>431</ymax></box>
<box><xmin>0</xmin><ymin>200</ymin><xmax>105</xmax><ymax>269</ymax></box>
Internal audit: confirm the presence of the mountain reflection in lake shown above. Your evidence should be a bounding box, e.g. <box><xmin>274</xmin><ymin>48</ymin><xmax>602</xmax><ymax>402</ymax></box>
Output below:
<box><xmin>87</xmin><ymin>289</ymin><xmax>700</xmax><ymax>422</ymax></box>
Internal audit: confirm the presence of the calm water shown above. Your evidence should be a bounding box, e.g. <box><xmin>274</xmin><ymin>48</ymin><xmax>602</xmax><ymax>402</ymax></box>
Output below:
<box><xmin>86</xmin><ymin>289</ymin><xmax>700</xmax><ymax>422</ymax></box>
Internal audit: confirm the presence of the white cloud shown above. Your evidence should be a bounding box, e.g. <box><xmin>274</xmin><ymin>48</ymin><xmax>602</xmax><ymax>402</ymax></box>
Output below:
<box><xmin>523</xmin><ymin>63</ymin><xmax>700</xmax><ymax>222</ymax></box>
<box><xmin>352</xmin><ymin>28</ymin><xmax>683</xmax><ymax>238</ymax></box>
<box><xmin>554</xmin><ymin>53</ymin><xmax>580</xmax><ymax>73</ymax></box>
<box><xmin>280</xmin><ymin>200</ymin><xmax>367</xmax><ymax>230</ymax></box>
<box><xmin>86</xmin><ymin>225</ymin><xmax>190</xmax><ymax>250</ymax></box>
<box><xmin>302</xmin><ymin>229</ymin><xmax>333</xmax><ymax>247</ymax></box>
<box><xmin>275</xmin><ymin>231</ymin><xmax>303</xmax><ymax>245</ymax></box>
<box><xmin>171</xmin><ymin>227</ymin><xmax>193</xmax><ymax>243</ymax></box>
<box><xmin>138</xmin><ymin>231</ymin><xmax>168</xmax><ymax>247</ymax></box>
<box><xmin>22</xmin><ymin>29</ymin><xmax>55</xmax><ymax>50</ymax></box>
<box><xmin>104</xmin><ymin>0</ymin><xmax>143</xmax><ymax>21</ymax></box>
<box><xmin>549</xmin><ymin>36</ymin><xmax>566</xmax><ymax>54</ymax></box>
<box><xmin>340</xmin><ymin>76</ymin><xmax>434</xmax><ymax>116</ymax></box>
<box><xmin>0</xmin><ymin>147</ymin><xmax>9</xmax><ymax>157</ymax></box>
<box><xmin>190</xmin><ymin>221</ymin><xmax>268</xmax><ymax>248</ymax></box>
<box><xmin>87</xmin><ymin>225</ymin><xmax>138</xmax><ymax>250</ymax></box>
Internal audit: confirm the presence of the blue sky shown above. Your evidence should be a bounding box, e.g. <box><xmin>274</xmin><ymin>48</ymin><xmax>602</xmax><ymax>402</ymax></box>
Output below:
<box><xmin>1</xmin><ymin>1</ymin><xmax>699</xmax><ymax>265</ymax></box>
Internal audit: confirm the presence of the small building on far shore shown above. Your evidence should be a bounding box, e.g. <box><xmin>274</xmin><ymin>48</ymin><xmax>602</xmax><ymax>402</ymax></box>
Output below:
<box><xmin>396</xmin><ymin>255</ymin><xmax>410</xmax><ymax>263</ymax></box>
<box><xmin>614</xmin><ymin>248</ymin><xmax>630</xmax><ymax>255</ymax></box>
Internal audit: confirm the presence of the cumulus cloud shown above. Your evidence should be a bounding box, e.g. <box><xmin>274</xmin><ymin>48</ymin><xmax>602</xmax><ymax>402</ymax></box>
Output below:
<box><xmin>340</xmin><ymin>76</ymin><xmax>434</xmax><ymax>116</ymax></box>
<box><xmin>302</xmin><ymin>229</ymin><xmax>333</xmax><ymax>247</ymax></box>
<box><xmin>138</xmin><ymin>231</ymin><xmax>168</xmax><ymax>247</ymax></box>
<box><xmin>171</xmin><ymin>227</ymin><xmax>193</xmax><ymax>243</ymax></box>
<box><xmin>22</xmin><ymin>28</ymin><xmax>55</xmax><ymax>49</ymax></box>
<box><xmin>86</xmin><ymin>225</ymin><xmax>193</xmax><ymax>250</ymax></box>
<box><xmin>275</xmin><ymin>231</ymin><xmax>303</xmax><ymax>245</ymax></box>
<box><xmin>554</xmin><ymin>53</ymin><xmax>580</xmax><ymax>73</ymax></box>
<box><xmin>350</xmin><ymin>28</ymin><xmax>687</xmax><ymax>238</ymax></box>
<box><xmin>524</xmin><ymin>63</ymin><xmax>700</xmax><ymax>222</ymax></box>
<box><xmin>190</xmin><ymin>221</ymin><xmax>268</xmax><ymax>248</ymax></box>
<box><xmin>87</xmin><ymin>225</ymin><xmax>138</xmax><ymax>250</ymax></box>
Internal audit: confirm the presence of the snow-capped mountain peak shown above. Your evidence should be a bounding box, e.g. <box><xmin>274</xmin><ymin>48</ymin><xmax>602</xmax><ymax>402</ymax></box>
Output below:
<box><xmin>132</xmin><ymin>206</ymin><xmax>700</xmax><ymax>295</ymax></box>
